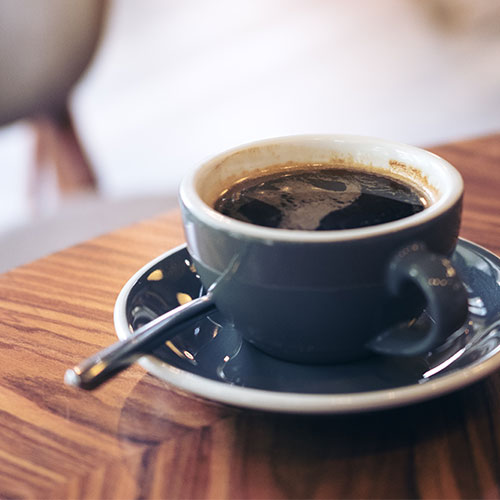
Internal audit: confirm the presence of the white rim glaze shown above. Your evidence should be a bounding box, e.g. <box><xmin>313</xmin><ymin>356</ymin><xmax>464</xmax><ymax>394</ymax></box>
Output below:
<box><xmin>114</xmin><ymin>242</ymin><xmax>500</xmax><ymax>414</ymax></box>
<box><xmin>179</xmin><ymin>135</ymin><xmax>464</xmax><ymax>243</ymax></box>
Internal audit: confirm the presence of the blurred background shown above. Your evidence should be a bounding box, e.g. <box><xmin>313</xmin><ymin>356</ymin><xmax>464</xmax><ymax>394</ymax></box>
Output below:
<box><xmin>1</xmin><ymin>0</ymin><xmax>500</xmax><ymax>271</ymax></box>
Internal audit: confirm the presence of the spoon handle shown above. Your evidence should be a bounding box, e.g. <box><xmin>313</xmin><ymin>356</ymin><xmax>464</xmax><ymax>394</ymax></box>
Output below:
<box><xmin>65</xmin><ymin>294</ymin><xmax>216</xmax><ymax>390</ymax></box>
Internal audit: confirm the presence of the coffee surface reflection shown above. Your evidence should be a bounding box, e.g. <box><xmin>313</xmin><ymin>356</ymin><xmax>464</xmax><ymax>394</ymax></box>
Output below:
<box><xmin>214</xmin><ymin>166</ymin><xmax>428</xmax><ymax>230</ymax></box>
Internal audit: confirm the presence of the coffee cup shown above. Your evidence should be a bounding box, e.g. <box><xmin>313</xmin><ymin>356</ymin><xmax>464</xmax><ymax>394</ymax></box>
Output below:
<box><xmin>179</xmin><ymin>135</ymin><xmax>468</xmax><ymax>363</ymax></box>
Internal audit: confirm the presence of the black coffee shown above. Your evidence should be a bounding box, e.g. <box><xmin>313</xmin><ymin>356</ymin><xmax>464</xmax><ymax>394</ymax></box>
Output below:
<box><xmin>214</xmin><ymin>166</ymin><xmax>428</xmax><ymax>230</ymax></box>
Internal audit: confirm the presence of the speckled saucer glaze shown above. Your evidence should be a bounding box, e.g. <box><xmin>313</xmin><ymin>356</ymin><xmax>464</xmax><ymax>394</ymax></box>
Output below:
<box><xmin>114</xmin><ymin>239</ymin><xmax>500</xmax><ymax>414</ymax></box>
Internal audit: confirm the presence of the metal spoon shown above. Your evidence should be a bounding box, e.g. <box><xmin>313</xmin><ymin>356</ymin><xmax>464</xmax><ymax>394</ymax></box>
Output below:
<box><xmin>65</xmin><ymin>251</ymin><xmax>244</xmax><ymax>389</ymax></box>
<box><xmin>64</xmin><ymin>292</ymin><xmax>216</xmax><ymax>390</ymax></box>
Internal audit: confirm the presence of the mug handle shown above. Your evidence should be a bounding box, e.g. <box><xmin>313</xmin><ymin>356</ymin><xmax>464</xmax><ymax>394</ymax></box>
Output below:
<box><xmin>368</xmin><ymin>242</ymin><xmax>469</xmax><ymax>356</ymax></box>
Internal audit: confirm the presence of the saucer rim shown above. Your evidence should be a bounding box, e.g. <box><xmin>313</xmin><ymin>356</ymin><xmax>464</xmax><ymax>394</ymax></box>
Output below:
<box><xmin>114</xmin><ymin>239</ymin><xmax>500</xmax><ymax>414</ymax></box>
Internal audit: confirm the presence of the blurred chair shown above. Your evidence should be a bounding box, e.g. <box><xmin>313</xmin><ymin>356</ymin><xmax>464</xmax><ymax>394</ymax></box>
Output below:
<box><xmin>0</xmin><ymin>1</ymin><xmax>176</xmax><ymax>272</ymax></box>
<box><xmin>0</xmin><ymin>0</ymin><xmax>105</xmax><ymax>202</ymax></box>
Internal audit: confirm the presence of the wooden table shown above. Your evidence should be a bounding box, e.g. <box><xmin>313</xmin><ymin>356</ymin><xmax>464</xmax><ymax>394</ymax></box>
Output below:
<box><xmin>1</xmin><ymin>134</ymin><xmax>500</xmax><ymax>499</ymax></box>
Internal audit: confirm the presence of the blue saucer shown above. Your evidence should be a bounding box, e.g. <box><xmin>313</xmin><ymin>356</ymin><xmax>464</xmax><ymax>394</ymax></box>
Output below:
<box><xmin>114</xmin><ymin>239</ymin><xmax>500</xmax><ymax>413</ymax></box>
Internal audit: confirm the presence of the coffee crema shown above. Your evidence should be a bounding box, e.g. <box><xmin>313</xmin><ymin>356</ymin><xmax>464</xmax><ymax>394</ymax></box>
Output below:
<box><xmin>213</xmin><ymin>165</ymin><xmax>429</xmax><ymax>230</ymax></box>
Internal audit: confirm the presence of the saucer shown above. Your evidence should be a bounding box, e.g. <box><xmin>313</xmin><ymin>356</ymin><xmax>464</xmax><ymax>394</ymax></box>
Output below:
<box><xmin>114</xmin><ymin>239</ymin><xmax>500</xmax><ymax>414</ymax></box>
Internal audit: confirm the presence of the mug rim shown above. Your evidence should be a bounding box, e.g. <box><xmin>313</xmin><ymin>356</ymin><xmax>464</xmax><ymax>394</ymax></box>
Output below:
<box><xmin>179</xmin><ymin>134</ymin><xmax>463</xmax><ymax>243</ymax></box>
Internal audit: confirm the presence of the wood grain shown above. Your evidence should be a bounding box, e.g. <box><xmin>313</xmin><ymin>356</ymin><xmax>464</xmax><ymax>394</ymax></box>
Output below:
<box><xmin>429</xmin><ymin>135</ymin><xmax>500</xmax><ymax>255</ymax></box>
<box><xmin>0</xmin><ymin>135</ymin><xmax>500</xmax><ymax>499</ymax></box>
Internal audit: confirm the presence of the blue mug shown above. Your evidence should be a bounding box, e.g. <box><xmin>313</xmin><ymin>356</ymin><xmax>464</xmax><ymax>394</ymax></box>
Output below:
<box><xmin>179</xmin><ymin>135</ymin><xmax>467</xmax><ymax>363</ymax></box>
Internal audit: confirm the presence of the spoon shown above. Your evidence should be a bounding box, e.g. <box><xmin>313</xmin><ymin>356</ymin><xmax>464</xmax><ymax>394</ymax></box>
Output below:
<box><xmin>64</xmin><ymin>292</ymin><xmax>216</xmax><ymax>389</ymax></box>
<box><xmin>65</xmin><ymin>250</ymin><xmax>246</xmax><ymax>389</ymax></box>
